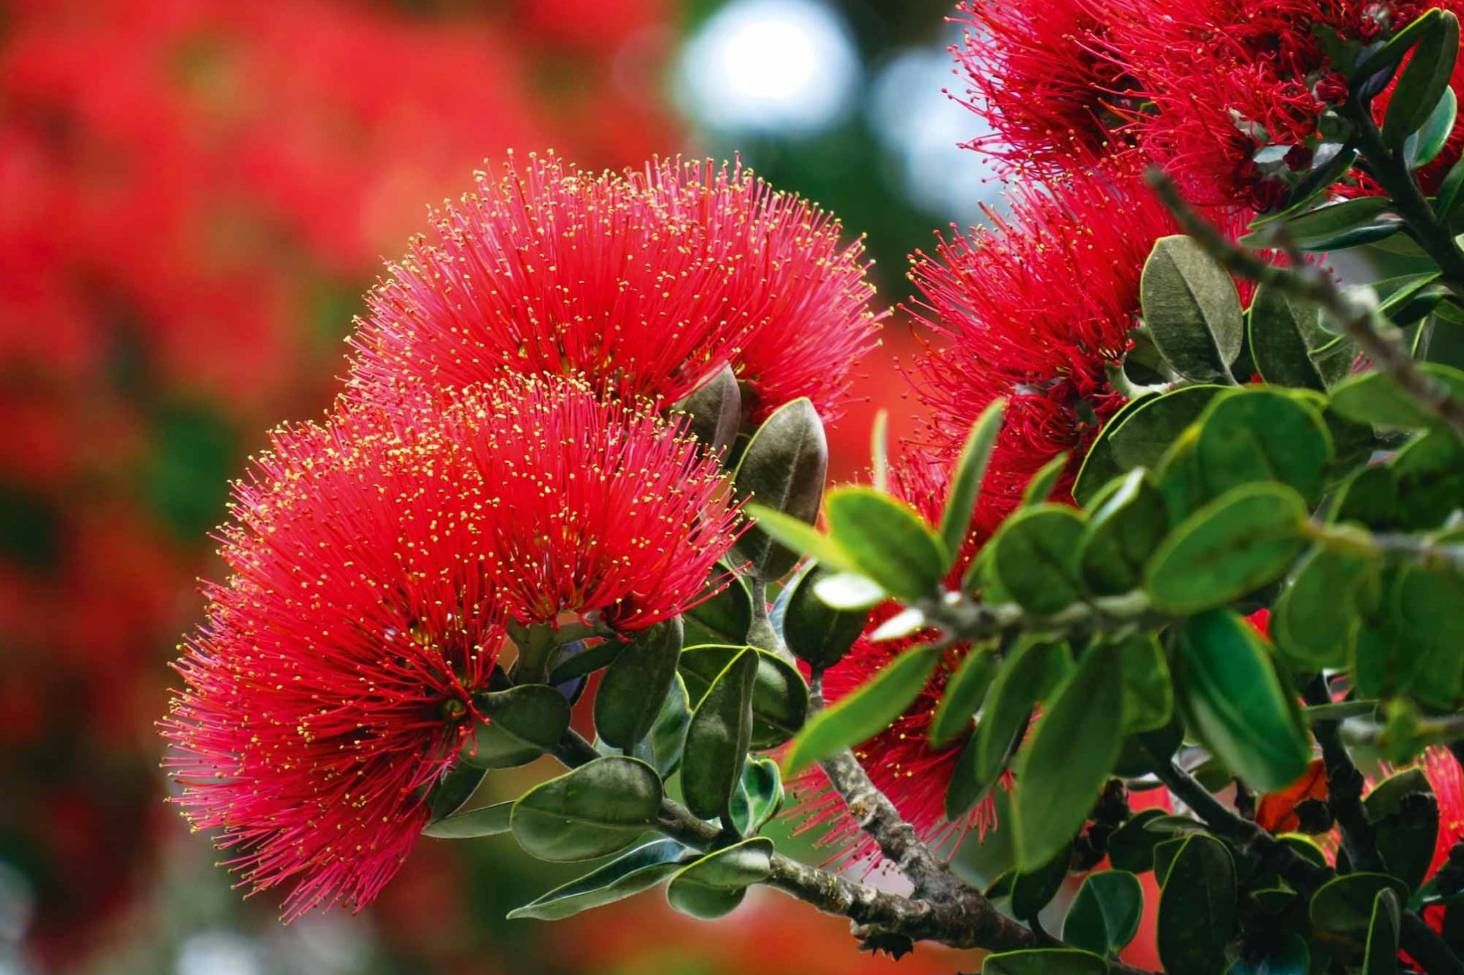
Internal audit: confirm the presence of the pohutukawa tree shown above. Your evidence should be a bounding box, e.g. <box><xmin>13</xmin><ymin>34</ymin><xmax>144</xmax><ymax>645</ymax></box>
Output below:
<box><xmin>164</xmin><ymin>4</ymin><xmax>1464</xmax><ymax>973</ymax></box>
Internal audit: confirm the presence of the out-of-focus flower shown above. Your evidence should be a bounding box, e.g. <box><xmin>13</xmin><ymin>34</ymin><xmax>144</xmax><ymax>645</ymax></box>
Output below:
<box><xmin>348</xmin><ymin>153</ymin><xmax>882</xmax><ymax>422</ymax></box>
<box><xmin>905</xmin><ymin>166</ymin><xmax>1178</xmax><ymax>538</ymax></box>
<box><xmin>163</xmin><ymin>375</ymin><xmax>740</xmax><ymax>917</ymax></box>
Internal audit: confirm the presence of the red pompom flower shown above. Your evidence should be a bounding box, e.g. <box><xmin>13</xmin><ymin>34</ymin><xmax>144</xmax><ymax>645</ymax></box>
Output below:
<box><xmin>906</xmin><ymin>166</ymin><xmax>1179</xmax><ymax>538</ymax></box>
<box><xmin>163</xmin><ymin>375</ymin><xmax>741</xmax><ymax>919</ymax></box>
<box><xmin>348</xmin><ymin>152</ymin><xmax>881</xmax><ymax>422</ymax></box>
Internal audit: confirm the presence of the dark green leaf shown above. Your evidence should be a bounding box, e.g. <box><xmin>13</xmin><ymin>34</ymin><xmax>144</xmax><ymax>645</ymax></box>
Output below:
<box><xmin>1194</xmin><ymin>389</ymin><xmax>1334</xmax><ymax>504</ymax></box>
<box><xmin>1175</xmin><ymin>610</ymin><xmax>1312</xmax><ymax>792</ymax></box>
<box><xmin>941</xmin><ymin>399</ymin><xmax>1006</xmax><ymax>558</ymax></box>
<box><xmin>732</xmin><ymin>398</ymin><xmax>829</xmax><ymax>580</ymax></box>
<box><xmin>1310</xmin><ymin>873</ymin><xmax>1409</xmax><ymax>934</ymax></box>
<box><xmin>991</xmin><ymin>505</ymin><xmax>1087</xmax><ymax>615</ymax></box>
<box><xmin>1247</xmin><ymin>283</ymin><xmax>1354</xmax><ymax>390</ymax></box>
<box><xmin>682</xmin><ymin>648</ymin><xmax>758</xmax><ymax>821</ymax></box>
<box><xmin>511</xmin><ymin>756</ymin><xmax>662</xmax><ymax>861</ymax></box>
<box><xmin>974</xmin><ymin>640</ymin><xmax>1069</xmax><ymax>785</ymax></box>
<box><xmin>825</xmin><ymin>486</ymin><xmax>948</xmax><ymax>601</ymax></box>
<box><xmin>1364</xmin><ymin>769</ymin><xmax>1438</xmax><ymax>891</ymax></box>
<box><xmin>1116</xmin><ymin>635</ymin><xmax>1173</xmax><ymax>734</ymax></box>
<box><xmin>783</xmin><ymin>644</ymin><xmax>941</xmax><ymax>776</ymax></box>
<box><xmin>729</xmin><ymin>756</ymin><xmax>783</xmax><ymax>835</ymax></box>
<box><xmin>672</xmin><ymin>364</ymin><xmax>741</xmax><ymax>456</ymax></box>
<box><xmin>1145</xmin><ymin>482</ymin><xmax>1308</xmax><ymax>614</ymax></box>
<box><xmin>1438</xmin><ymin>152</ymin><xmax>1464</xmax><ymax>218</ymax></box>
<box><xmin>1079</xmin><ymin>469</ymin><xmax>1169</xmax><ymax>596</ymax></box>
<box><xmin>595</xmin><ymin>619</ymin><xmax>684</xmax><ymax>749</ymax></box>
<box><xmin>423</xmin><ymin>801</ymin><xmax>513</xmax><ymax>839</ymax></box>
<box><xmin>1011</xmin><ymin>843</ymin><xmax>1072</xmax><ymax>919</ymax></box>
<box><xmin>1107</xmin><ymin>385</ymin><xmax>1227</xmax><ymax>472</ymax></box>
<box><xmin>1072</xmin><ymin>393</ymin><xmax>1157</xmax><ymax>506</ymax></box>
<box><xmin>945</xmin><ymin>733</ymin><xmax>995</xmax><ymax>819</ymax></box>
<box><xmin>1382</xmin><ymin>11</ymin><xmax>1460</xmax><ymax>147</ymax></box>
<box><xmin>685</xmin><ymin>568</ymin><xmax>753</xmax><ymax>645</ymax></box>
<box><xmin>1225</xmin><ymin>934</ymin><xmax>1309</xmax><ymax>975</ymax></box>
<box><xmin>1021</xmin><ymin>452</ymin><xmax>1069</xmax><ymax>508</ymax></box>
<box><xmin>782</xmin><ymin>563</ymin><xmax>870</xmax><ymax>670</ymax></box>
<box><xmin>1157</xmin><ymin>833</ymin><xmax>1237</xmax><ymax>975</ymax></box>
<box><xmin>507</xmin><ymin>839</ymin><xmax>689</xmax><ymax>921</ymax></box>
<box><xmin>983</xmin><ymin>949</ymin><xmax>1108</xmax><ymax>975</ymax></box>
<box><xmin>1406</xmin><ymin>86</ymin><xmax>1458</xmax><ymax>167</ymax></box>
<box><xmin>1141</xmin><ymin>235</ymin><xmax>1245</xmax><ymax>381</ymax></box>
<box><xmin>1243</xmin><ymin>197</ymin><xmax>1398</xmax><ymax>250</ymax></box>
<box><xmin>678</xmin><ymin>644</ymin><xmax>808</xmax><ymax>750</ymax></box>
<box><xmin>1330</xmin><ymin>362</ymin><xmax>1464</xmax><ymax>430</ymax></box>
<box><xmin>1013</xmin><ymin>642</ymin><xmax>1124</xmax><ymax>871</ymax></box>
<box><xmin>1389</xmin><ymin>428</ymin><xmax>1464</xmax><ymax>531</ymax></box>
<box><xmin>666</xmin><ymin>837</ymin><xmax>773</xmax><ymax>919</ymax></box>
<box><xmin>1064</xmin><ymin>870</ymin><xmax>1143</xmax><ymax>957</ymax></box>
<box><xmin>548</xmin><ymin>638</ymin><xmax>624</xmax><ymax>686</ymax></box>
<box><xmin>1272</xmin><ymin>545</ymin><xmax>1378</xmax><ymax>669</ymax></box>
<box><xmin>1363</xmin><ymin>888</ymin><xmax>1402</xmax><ymax>974</ymax></box>
<box><xmin>1355</xmin><ymin>8</ymin><xmax>1444</xmax><ymax>79</ymax></box>
<box><xmin>929</xmin><ymin>644</ymin><xmax>998</xmax><ymax>746</ymax></box>
<box><xmin>1108</xmin><ymin>809</ymin><xmax>1168</xmax><ymax>873</ymax></box>
<box><xmin>644</xmin><ymin>672</ymin><xmax>693</xmax><ymax>778</ymax></box>
<box><xmin>480</xmin><ymin>684</ymin><xmax>573</xmax><ymax>752</ymax></box>
<box><xmin>465</xmin><ymin>721</ymin><xmax>544</xmax><ymax>769</ymax></box>
<box><xmin>427</xmin><ymin>762</ymin><xmax>487</xmax><ymax>821</ymax></box>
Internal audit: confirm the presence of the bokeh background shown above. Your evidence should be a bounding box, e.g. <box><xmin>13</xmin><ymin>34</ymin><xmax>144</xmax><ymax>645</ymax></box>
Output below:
<box><xmin>0</xmin><ymin>2</ymin><xmax>1005</xmax><ymax>972</ymax></box>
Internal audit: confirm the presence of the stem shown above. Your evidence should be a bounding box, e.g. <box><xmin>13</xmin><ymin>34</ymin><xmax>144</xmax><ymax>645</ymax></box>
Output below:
<box><xmin>1304</xmin><ymin>677</ymin><xmax>1382</xmax><ymax>872</ymax></box>
<box><xmin>1308</xmin><ymin>521</ymin><xmax>1464</xmax><ymax>573</ymax></box>
<box><xmin>1146</xmin><ymin>169</ymin><xmax>1464</xmax><ymax>440</ymax></box>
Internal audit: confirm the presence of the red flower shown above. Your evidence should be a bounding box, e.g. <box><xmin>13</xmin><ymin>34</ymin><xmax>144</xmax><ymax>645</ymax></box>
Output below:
<box><xmin>952</xmin><ymin>0</ymin><xmax>1135</xmax><ymax>177</ymax></box>
<box><xmin>163</xmin><ymin>375</ymin><xmax>741</xmax><ymax>918</ymax></box>
<box><xmin>905</xmin><ymin>166</ymin><xmax>1179</xmax><ymax>538</ymax></box>
<box><xmin>348</xmin><ymin>152</ymin><xmax>881</xmax><ymax>422</ymax></box>
<box><xmin>1424</xmin><ymin>747</ymin><xmax>1464</xmax><ymax>879</ymax></box>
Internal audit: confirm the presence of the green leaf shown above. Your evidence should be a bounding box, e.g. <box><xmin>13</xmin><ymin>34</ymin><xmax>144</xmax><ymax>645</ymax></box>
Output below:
<box><xmin>678</xmin><ymin>645</ymin><xmax>808</xmax><ymax>750</ymax></box>
<box><xmin>991</xmin><ymin>504</ymin><xmax>1087</xmax><ymax>615</ymax></box>
<box><xmin>1174</xmin><ymin>610</ymin><xmax>1311</xmax><ymax>792</ymax></box>
<box><xmin>1108</xmin><ymin>809</ymin><xmax>1168</xmax><ymax>873</ymax></box>
<box><xmin>1021</xmin><ymin>452</ymin><xmax>1069</xmax><ymax>508</ymax></box>
<box><xmin>782</xmin><ymin>644</ymin><xmax>941</xmax><ymax>776</ymax></box>
<box><xmin>729</xmin><ymin>756</ymin><xmax>783</xmax><ymax>835</ymax></box>
<box><xmin>1363</xmin><ymin>888</ymin><xmax>1402</xmax><ymax>975</ymax></box>
<box><xmin>1144</xmin><ymin>482</ymin><xmax>1308</xmax><ymax>615</ymax></box>
<box><xmin>929</xmin><ymin>644</ymin><xmax>998</xmax><ymax>746</ymax></box>
<box><xmin>1225</xmin><ymin>934</ymin><xmax>1309</xmax><ymax>975</ymax></box>
<box><xmin>1330</xmin><ymin>362</ymin><xmax>1464</xmax><ymax>430</ymax></box>
<box><xmin>1247</xmin><ymin>283</ymin><xmax>1353</xmax><ymax>390</ymax></box>
<box><xmin>1438</xmin><ymin>152</ymin><xmax>1464</xmax><ymax>218</ymax></box>
<box><xmin>812</xmin><ymin>571</ymin><xmax>886</xmax><ymax>610</ymax></box>
<box><xmin>1157</xmin><ymin>833</ymin><xmax>1237</xmax><ymax>975</ymax></box>
<box><xmin>732</xmin><ymin>398</ymin><xmax>829</xmax><ymax>580</ymax></box>
<box><xmin>1013</xmin><ymin>642</ymin><xmax>1124</xmax><ymax>871</ymax></box>
<box><xmin>465</xmin><ymin>721</ymin><xmax>544</xmax><ymax>769</ymax></box>
<box><xmin>870</xmin><ymin>409</ymin><xmax>890</xmax><ymax>492</ymax></box>
<box><xmin>1072</xmin><ymin>393</ymin><xmax>1156</xmax><ymax>506</ymax></box>
<box><xmin>941</xmin><ymin>399</ymin><xmax>1006</xmax><ymax>558</ymax></box>
<box><xmin>672</xmin><ymin>364</ymin><xmax>741</xmax><ymax>456</ymax></box>
<box><xmin>682</xmin><ymin>648</ymin><xmax>758</xmax><ymax>821</ymax></box>
<box><xmin>480</xmin><ymin>684</ymin><xmax>573</xmax><ymax>752</ymax></box>
<box><xmin>506</xmin><ymin>838</ymin><xmax>690</xmax><ymax>921</ymax></box>
<box><xmin>1271</xmin><ymin>545</ymin><xmax>1378</xmax><ymax>670</ymax></box>
<box><xmin>1064</xmin><ymin>870</ymin><xmax>1143</xmax><ymax>957</ymax></box>
<box><xmin>781</xmin><ymin>563</ymin><xmax>869</xmax><ymax>670</ymax></box>
<box><xmin>1406</xmin><ymin>86</ymin><xmax>1458</xmax><ymax>168</ymax></box>
<box><xmin>824</xmin><ymin>486</ymin><xmax>948</xmax><ymax>601</ymax></box>
<box><xmin>743</xmin><ymin>505</ymin><xmax>853</xmax><ymax>575</ymax></box>
<box><xmin>1389</xmin><ymin>428</ymin><xmax>1464</xmax><ymax>531</ymax></box>
<box><xmin>1382</xmin><ymin>11</ymin><xmax>1460</xmax><ymax>147</ymax></box>
<box><xmin>684</xmin><ymin>568</ymin><xmax>753</xmax><ymax>645</ymax></box>
<box><xmin>423</xmin><ymin>801</ymin><xmax>514</xmax><ymax>839</ymax></box>
<box><xmin>1011</xmin><ymin>843</ymin><xmax>1073</xmax><ymax>919</ymax></box>
<box><xmin>973</xmin><ymin>639</ymin><xmax>1068</xmax><ymax>785</ymax></box>
<box><xmin>1106</xmin><ymin>384</ymin><xmax>1227</xmax><ymax>472</ymax></box>
<box><xmin>511</xmin><ymin>757</ymin><xmax>662</xmax><ymax>861</ymax></box>
<box><xmin>1079</xmin><ymin>469</ymin><xmax>1169</xmax><ymax>596</ymax></box>
<box><xmin>666</xmin><ymin>837</ymin><xmax>773</xmax><ymax>919</ymax></box>
<box><xmin>1116</xmin><ymin>635</ymin><xmax>1173</xmax><ymax>734</ymax></box>
<box><xmin>1364</xmin><ymin>769</ymin><xmax>1438</xmax><ymax>892</ymax></box>
<box><xmin>643</xmin><ymin>672</ymin><xmax>693</xmax><ymax>778</ymax></box>
<box><xmin>548</xmin><ymin>639</ymin><xmax>624</xmax><ymax>686</ymax></box>
<box><xmin>595</xmin><ymin>619</ymin><xmax>684</xmax><ymax>749</ymax></box>
<box><xmin>945</xmin><ymin>734</ymin><xmax>993</xmax><ymax>819</ymax></box>
<box><xmin>1355</xmin><ymin>8</ymin><xmax>1443</xmax><ymax>79</ymax></box>
<box><xmin>1244</xmin><ymin>197</ymin><xmax>1401</xmax><ymax>251</ymax></box>
<box><xmin>983</xmin><ymin>949</ymin><xmax>1108</xmax><ymax>975</ymax></box>
<box><xmin>1310</xmin><ymin>873</ymin><xmax>1409</xmax><ymax>934</ymax></box>
<box><xmin>427</xmin><ymin>762</ymin><xmax>487</xmax><ymax>821</ymax></box>
<box><xmin>1194</xmin><ymin>388</ymin><xmax>1334</xmax><ymax>504</ymax></box>
<box><xmin>1141</xmin><ymin>235</ymin><xmax>1245</xmax><ymax>381</ymax></box>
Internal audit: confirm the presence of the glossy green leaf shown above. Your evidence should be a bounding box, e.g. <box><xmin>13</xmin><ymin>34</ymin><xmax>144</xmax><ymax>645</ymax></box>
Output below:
<box><xmin>929</xmin><ymin>644</ymin><xmax>998</xmax><ymax>746</ymax></box>
<box><xmin>1116</xmin><ymin>635</ymin><xmax>1173</xmax><ymax>734</ymax></box>
<box><xmin>1106</xmin><ymin>385</ymin><xmax>1227</xmax><ymax>472</ymax></box>
<box><xmin>1248</xmin><ymin>283</ymin><xmax>1353</xmax><ymax>390</ymax></box>
<box><xmin>684</xmin><ymin>568</ymin><xmax>753</xmax><ymax>645</ymax></box>
<box><xmin>729</xmin><ymin>756</ymin><xmax>784</xmax><ymax>835</ymax></box>
<box><xmin>1363</xmin><ymin>888</ymin><xmax>1402</xmax><ymax>975</ymax></box>
<box><xmin>945</xmin><ymin>733</ymin><xmax>994</xmax><ymax>819</ymax></box>
<box><xmin>1064</xmin><ymin>870</ymin><xmax>1143</xmax><ymax>957</ymax></box>
<box><xmin>973</xmin><ymin>640</ymin><xmax>1068</xmax><ymax>785</ymax></box>
<box><xmin>1407</xmin><ymin>86</ymin><xmax>1458</xmax><ymax>168</ymax></box>
<box><xmin>672</xmin><ymin>364</ymin><xmax>741</xmax><ymax>456</ymax></box>
<box><xmin>1021</xmin><ymin>452</ymin><xmax>1069</xmax><ymax>508</ymax></box>
<box><xmin>427</xmin><ymin>762</ymin><xmax>487</xmax><ymax>821</ymax></box>
<box><xmin>1013</xmin><ymin>642</ymin><xmax>1124</xmax><ymax>871</ymax></box>
<box><xmin>1310</xmin><ymin>873</ymin><xmax>1409</xmax><ymax>934</ymax></box>
<box><xmin>423</xmin><ymin>800</ymin><xmax>513</xmax><ymax>839</ymax></box>
<box><xmin>983</xmin><ymin>949</ymin><xmax>1108</xmax><ymax>975</ymax></box>
<box><xmin>548</xmin><ymin>638</ymin><xmax>624</xmax><ymax>686</ymax></box>
<box><xmin>1072</xmin><ymin>393</ymin><xmax>1157</xmax><ymax>506</ymax></box>
<box><xmin>479</xmin><ymin>683</ymin><xmax>573</xmax><ymax>753</ymax></box>
<box><xmin>1079</xmin><ymin>469</ymin><xmax>1169</xmax><ymax>596</ymax></box>
<box><xmin>682</xmin><ymin>649</ymin><xmax>758</xmax><ymax>820</ymax></box>
<box><xmin>1145</xmin><ymin>482</ymin><xmax>1308</xmax><ymax>614</ymax></box>
<box><xmin>1364</xmin><ymin>768</ymin><xmax>1438</xmax><ymax>892</ymax></box>
<box><xmin>678</xmin><ymin>644</ymin><xmax>808</xmax><ymax>750</ymax></box>
<box><xmin>595</xmin><ymin>618</ymin><xmax>684</xmax><ymax>749</ymax></box>
<box><xmin>1244</xmin><ymin>197</ymin><xmax>1401</xmax><ymax>251</ymax></box>
<box><xmin>1157</xmin><ymin>833</ymin><xmax>1237</xmax><ymax>975</ymax></box>
<box><xmin>732</xmin><ymin>398</ymin><xmax>829</xmax><ymax>580</ymax></box>
<box><xmin>666</xmin><ymin>837</ymin><xmax>773</xmax><ymax>919</ymax></box>
<box><xmin>1011</xmin><ymin>843</ymin><xmax>1072</xmax><ymax>919</ymax></box>
<box><xmin>991</xmin><ymin>504</ymin><xmax>1087</xmax><ymax>615</ymax></box>
<box><xmin>506</xmin><ymin>839</ymin><xmax>689</xmax><ymax>921</ymax></box>
<box><xmin>811</xmin><ymin>571</ymin><xmax>886</xmax><ymax>610</ymax></box>
<box><xmin>782</xmin><ymin>563</ymin><xmax>870</xmax><ymax>670</ymax></box>
<box><xmin>511</xmin><ymin>757</ymin><xmax>662</xmax><ymax>861</ymax></box>
<box><xmin>1174</xmin><ymin>610</ymin><xmax>1311</xmax><ymax>792</ymax></box>
<box><xmin>824</xmin><ymin>486</ymin><xmax>948</xmax><ymax>601</ymax></box>
<box><xmin>643</xmin><ymin>672</ymin><xmax>693</xmax><ymax>778</ymax></box>
<box><xmin>941</xmin><ymin>399</ymin><xmax>1006</xmax><ymax>559</ymax></box>
<box><xmin>1329</xmin><ymin>362</ymin><xmax>1464</xmax><ymax>430</ymax></box>
<box><xmin>464</xmin><ymin>721</ymin><xmax>544</xmax><ymax>769</ymax></box>
<box><xmin>1382</xmin><ymin>11</ymin><xmax>1460</xmax><ymax>147</ymax></box>
<box><xmin>1141</xmin><ymin>235</ymin><xmax>1245</xmax><ymax>381</ymax></box>
<box><xmin>1355</xmin><ymin>8</ymin><xmax>1444</xmax><ymax>78</ymax></box>
<box><xmin>1194</xmin><ymin>389</ymin><xmax>1334</xmax><ymax>504</ymax></box>
<box><xmin>1438</xmin><ymin>152</ymin><xmax>1464</xmax><ymax>218</ymax></box>
<box><xmin>1108</xmin><ymin>809</ymin><xmax>1168</xmax><ymax>873</ymax></box>
<box><xmin>1271</xmin><ymin>545</ymin><xmax>1378</xmax><ymax>670</ymax></box>
<box><xmin>1225</xmin><ymin>934</ymin><xmax>1309</xmax><ymax>975</ymax></box>
<box><xmin>782</xmin><ymin>644</ymin><xmax>941</xmax><ymax>776</ymax></box>
<box><xmin>1389</xmin><ymin>428</ymin><xmax>1464</xmax><ymax>531</ymax></box>
<box><xmin>743</xmin><ymin>505</ymin><xmax>853</xmax><ymax>575</ymax></box>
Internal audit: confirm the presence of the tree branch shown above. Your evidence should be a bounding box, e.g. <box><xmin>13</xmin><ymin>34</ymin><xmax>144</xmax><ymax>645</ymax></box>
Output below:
<box><xmin>1145</xmin><ymin>169</ymin><xmax>1464</xmax><ymax>440</ymax></box>
<box><xmin>1304</xmin><ymin>677</ymin><xmax>1382</xmax><ymax>872</ymax></box>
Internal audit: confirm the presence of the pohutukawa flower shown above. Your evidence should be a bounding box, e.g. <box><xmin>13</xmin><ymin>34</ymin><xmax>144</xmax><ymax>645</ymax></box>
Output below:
<box><xmin>905</xmin><ymin>166</ymin><xmax>1178</xmax><ymax>538</ymax></box>
<box><xmin>162</xmin><ymin>375</ymin><xmax>741</xmax><ymax>919</ymax></box>
<box><xmin>952</xmin><ymin>0</ymin><xmax>1135</xmax><ymax>177</ymax></box>
<box><xmin>347</xmin><ymin>151</ymin><xmax>882</xmax><ymax>422</ymax></box>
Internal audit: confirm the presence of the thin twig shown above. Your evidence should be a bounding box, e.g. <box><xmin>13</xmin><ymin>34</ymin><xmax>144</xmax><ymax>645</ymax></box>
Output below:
<box><xmin>1146</xmin><ymin>169</ymin><xmax>1464</xmax><ymax>439</ymax></box>
<box><xmin>1304</xmin><ymin>677</ymin><xmax>1382</xmax><ymax>872</ymax></box>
